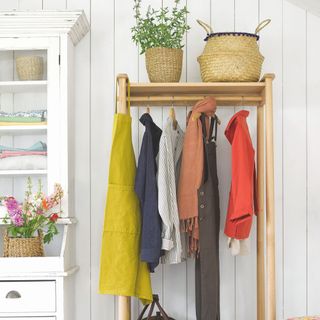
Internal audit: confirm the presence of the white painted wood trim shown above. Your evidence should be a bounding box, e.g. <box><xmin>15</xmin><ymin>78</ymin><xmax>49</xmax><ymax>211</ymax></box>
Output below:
<box><xmin>0</xmin><ymin>266</ymin><xmax>79</xmax><ymax>278</ymax></box>
<box><xmin>0</xmin><ymin>169</ymin><xmax>47</xmax><ymax>175</ymax></box>
<box><xmin>0</xmin><ymin>217</ymin><xmax>77</xmax><ymax>225</ymax></box>
<box><xmin>0</xmin><ymin>80</ymin><xmax>47</xmax><ymax>93</ymax></box>
<box><xmin>0</xmin><ymin>10</ymin><xmax>90</xmax><ymax>45</ymax></box>
<box><xmin>0</xmin><ymin>125</ymin><xmax>47</xmax><ymax>134</ymax></box>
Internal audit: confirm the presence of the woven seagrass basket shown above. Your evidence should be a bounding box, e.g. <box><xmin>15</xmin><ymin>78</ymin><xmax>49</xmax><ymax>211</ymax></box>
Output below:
<box><xmin>197</xmin><ymin>19</ymin><xmax>271</xmax><ymax>82</ymax></box>
<box><xmin>16</xmin><ymin>56</ymin><xmax>44</xmax><ymax>81</ymax></box>
<box><xmin>3</xmin><ymin>230</ymin><xmax>44</xmax><ymax>257</ymax></box>
<box><xmin>145</xmin><ymin>47</ymin><xmax>183</xmax><ymax>83</ymax></box>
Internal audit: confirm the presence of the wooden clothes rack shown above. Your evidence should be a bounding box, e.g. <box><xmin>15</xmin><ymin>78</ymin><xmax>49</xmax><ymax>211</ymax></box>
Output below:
<box><xmin>116</xmin><ymin>73</ymin><xmax>276</xmax><ymax>320</ymax></box>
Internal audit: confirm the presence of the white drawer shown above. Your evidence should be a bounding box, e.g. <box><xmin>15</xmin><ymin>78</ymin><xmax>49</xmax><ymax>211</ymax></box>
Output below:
<box><xmin>0</xmin><ymin>280</ymin><xmax>56</xmax><ymax>313</ymax></box>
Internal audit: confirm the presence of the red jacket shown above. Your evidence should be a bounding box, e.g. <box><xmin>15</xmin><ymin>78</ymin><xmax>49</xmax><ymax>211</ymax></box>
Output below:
<box><xmin>224</xmin><ymin>110</ymin><xmax>258</xmax><ymax>239</ymax></box>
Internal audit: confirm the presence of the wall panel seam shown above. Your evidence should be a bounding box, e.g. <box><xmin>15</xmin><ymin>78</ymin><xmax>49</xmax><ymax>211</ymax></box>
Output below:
<box><xmin>89</xmin><ymin>0</ymin><xmax>93</xmax><ymax>319</ymax></box>
<box><xmin>305</xmin><ymin>9</ymin><xmax>309</xmax><ymax>316</ymax></box>
<box><xmin>281</xmin><ymin>1</ymin><xmax>285</xmax><ymax>318</ymax></box>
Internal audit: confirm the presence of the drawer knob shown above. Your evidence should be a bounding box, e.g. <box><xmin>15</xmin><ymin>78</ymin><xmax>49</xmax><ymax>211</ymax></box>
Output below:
<box><xmin>6</xmin><ymin>290</ymin><xmax>21</xmax><ymax>299</ymax></box>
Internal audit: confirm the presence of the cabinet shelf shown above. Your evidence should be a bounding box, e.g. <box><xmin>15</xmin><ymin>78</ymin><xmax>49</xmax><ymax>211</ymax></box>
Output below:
<box><xmin>0</xmin><ymin>217</ymin><xmax>77</xmax><ymax>226</ymax></box>
<box><xmin>0</xmin><ymin>258</ymin><xmax>79</xmax><ymax>277</ymax></box>
<box><xmin>0</xmin><ymin>169</ymin><xmax>47</xmax><ymax>176</ymax></box>
<box><xmin>0</xmin><ymin>80</ymin><xmax>47</xmax><ymax>93</ymax></box>
<box><xmin>0</xmin><ymin>124</ymin><xmax>47</xmax><ymax>135</ymax></box>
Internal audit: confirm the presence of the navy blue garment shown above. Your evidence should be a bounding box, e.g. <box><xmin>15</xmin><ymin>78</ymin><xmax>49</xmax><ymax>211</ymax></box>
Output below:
<box><xmin>135</xmin><ymin>113</ymin><xmax>163</xmax><ymax>272</ymax></box>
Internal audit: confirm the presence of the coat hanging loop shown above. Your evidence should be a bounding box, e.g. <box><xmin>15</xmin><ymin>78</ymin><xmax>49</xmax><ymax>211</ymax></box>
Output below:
<box><xmin>146</xmin><ymin>96</ymin><xmax>150</xmax><ymax>114</ymax></box>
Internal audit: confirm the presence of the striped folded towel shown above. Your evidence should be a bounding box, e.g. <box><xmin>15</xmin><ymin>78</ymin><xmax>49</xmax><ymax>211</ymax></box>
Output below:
<box><xmin>0</xmin><ymin>110</ymin><xmax>47</xmax><ymax>123</ymax></box>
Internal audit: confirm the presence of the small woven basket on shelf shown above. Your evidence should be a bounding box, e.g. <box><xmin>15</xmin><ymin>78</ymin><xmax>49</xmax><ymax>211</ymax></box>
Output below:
<box><xmin>3</xmin><ymin>229</ymin><xmax>44</xmax><ymax>257</ymax></box>
<box><xmin>197</xmin><ymin>19</ymin><xmax>271</xmax><ymax>82</ymax></box>
<box><xmin>16</xmin><ymin>56</ymin><xmax>44</xmax><ymax>81</ymax></box>
<box><xmin>145</xmin><ymin>47</ymin><xmax>183</xmax><ymax>83</ymax></box>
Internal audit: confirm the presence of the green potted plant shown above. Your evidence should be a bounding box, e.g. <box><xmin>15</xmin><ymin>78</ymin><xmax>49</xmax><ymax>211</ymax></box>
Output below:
<box><xmin>132</xmin><ymin>0</ymin><xmax>190</xmax><ymax>82</ymax></box>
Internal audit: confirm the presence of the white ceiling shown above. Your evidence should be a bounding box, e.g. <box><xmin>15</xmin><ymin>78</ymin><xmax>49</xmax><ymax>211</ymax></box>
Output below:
<box><xmin>288</xmin><ymin>0</ymin><xmax>320</xmax><ymax>16</ymax></box>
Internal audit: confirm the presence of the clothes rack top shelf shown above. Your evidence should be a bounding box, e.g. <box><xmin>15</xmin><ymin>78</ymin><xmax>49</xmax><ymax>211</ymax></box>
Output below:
<box><xmin>125</xmin><ymin>73</ymin><xmax>275</xmax><ymax>107</ymax></box>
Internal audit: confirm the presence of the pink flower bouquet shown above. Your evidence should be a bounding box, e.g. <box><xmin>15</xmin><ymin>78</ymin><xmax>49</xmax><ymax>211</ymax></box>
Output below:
<box><xmin>1</xmin><ymin>177</ymin><xmax>64</xmax><ymax>244</ymax></box>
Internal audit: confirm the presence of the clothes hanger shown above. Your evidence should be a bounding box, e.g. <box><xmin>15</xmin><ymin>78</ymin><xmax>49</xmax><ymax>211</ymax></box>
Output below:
<box><xmin>239</xmin><ymin>96</ymin><xmax>245</xmax><ymax>108</ymax></box>
<box><xmin>169</xmin><ymin>97</ymin><xmax>178</xmax><ymax>130</ymax></box>
<box><xmin>192</xmin><ymin>95</ymin><xmax>206</xmax><ymax>121</ymax></box>
<box><xmin>215</xmin><ymin>114</ymin><xmax>221</xmax><ymax>125</ymax></box>
<box><xmin>146</xmin><ymin>96</ymin><xmax>150</xmax><ymax>114</ymax></box>
<box><xmin>192</xmin><ymin>95</ymin><xmax>221</xmax><ymax>124</ymax></box>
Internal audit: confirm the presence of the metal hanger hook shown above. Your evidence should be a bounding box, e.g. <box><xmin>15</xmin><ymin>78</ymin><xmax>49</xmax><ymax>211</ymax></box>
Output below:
<box><xmin>146</xmin><ymin>96</ymin><xmax>150</xmax><ymax>114</ymax></box>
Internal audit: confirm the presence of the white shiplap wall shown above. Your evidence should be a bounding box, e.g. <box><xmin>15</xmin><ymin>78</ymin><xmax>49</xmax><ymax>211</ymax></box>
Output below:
<box><xmin>1</xmin><ymin>0</ymin><xmax>320</xmax><ymax>319</ymax></box>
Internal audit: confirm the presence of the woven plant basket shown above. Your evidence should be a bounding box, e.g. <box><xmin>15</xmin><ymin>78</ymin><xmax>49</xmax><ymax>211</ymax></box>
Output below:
<box><xmin>197</xmin><ymin>19</ymin><xmax>271</xmax><ymax>82</ymax></box>
<box><xmin>16</xmin><ymin>56</ymin><xmax>44</xmax><ymax>81</ymax></box>
<box><xmin>145</xmin><ymin>47</ymin><xmax>183</xmax><ymax>83</ymax></box>
<box><xmin>3</xmin><ymin>230</ymin><xmax>44</xmax><ymax>257</ymax></box>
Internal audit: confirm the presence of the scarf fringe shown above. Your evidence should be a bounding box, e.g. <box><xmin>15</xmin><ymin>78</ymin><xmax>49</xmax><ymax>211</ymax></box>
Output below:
<box><xmin>181</xmin><ymin>217</ymin><xmax>200</xmax><ymax>255</ymax></box>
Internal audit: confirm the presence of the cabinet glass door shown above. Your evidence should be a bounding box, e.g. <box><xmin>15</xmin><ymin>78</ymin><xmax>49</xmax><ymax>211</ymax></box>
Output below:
<box><xmin>0</xmin><ymin>37</ymin><xmax>60</xmax><ymax>217</ymax></box>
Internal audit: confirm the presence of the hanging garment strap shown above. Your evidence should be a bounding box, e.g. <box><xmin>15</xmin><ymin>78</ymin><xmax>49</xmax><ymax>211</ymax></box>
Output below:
<box><xmin>200</xmin><ymin>113</ymin><xmax>217</xmax><ymax>143</ymax></box>
<box><xmin>115</xmin><ymin>77</ymin><xmax>131</xmax><ymax>114</ymax></box>
<box><xmin>137</xmin><ymin>295</ymin><xmax>171</xmax><ymax>320</ymax></box>
<box><xmin>199</xmin><ymin>114</ymin><xmax>218</xmax><ymax>184</ymax></box>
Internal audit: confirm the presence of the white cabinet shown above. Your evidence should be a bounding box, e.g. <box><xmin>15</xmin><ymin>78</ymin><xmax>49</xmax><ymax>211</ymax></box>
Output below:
<box><xmin>0</xmin><ymin>10</ymin><xmax>89</xmax><ymax>320</ymax></box>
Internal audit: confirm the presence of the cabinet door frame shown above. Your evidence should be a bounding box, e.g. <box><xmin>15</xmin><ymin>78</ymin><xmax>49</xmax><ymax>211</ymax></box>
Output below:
<box><xmin>0</xmin><ymin>36</ymin><xmax>61</xmax><ymax>202</ymax></box>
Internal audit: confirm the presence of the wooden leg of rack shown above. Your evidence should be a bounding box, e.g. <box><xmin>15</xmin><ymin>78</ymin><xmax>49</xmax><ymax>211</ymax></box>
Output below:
<box><xmin>257</xmin><ymin>104</ymin><xmax>265</xmax><ymax>320</ymax></box>
<box><xmin>116</xmin><ymin>74</ymin><xmax>131</xmax><ymax>320</ymax></box>
<box><xmin>117</xmin><ymin>74</ymin><xmax>129</xmax><ymax>114</ymax></box>
<box><xmin>265</xmin><ymin>77</ymin><xmax>276</xmax><ymax>320</ymax></box>
<box><xmin>119</xmin><ymin>296</ymin><xmax>131</xmax><ymax>320</ymax></box>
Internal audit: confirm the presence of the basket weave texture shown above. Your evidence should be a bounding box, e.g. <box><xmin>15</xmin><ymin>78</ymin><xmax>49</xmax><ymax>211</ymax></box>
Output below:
<box><xmin>145</xmin><ymin>47</ymin><xmax>183</xmax><ymax>83</ymax></box>
<box><xmin>3</xmin><ymin>230</ymin><xmax>44</xmax><ymax>257</ymax></box>
<box><xmin>197</xmin><ymin>19</ymin><xmax>270</xmax><ymax>82</ymax></box>
<box><xmin>16</xmin><ymin>56</ymin><xmax>44</xmax><ymax>81</ymax></box>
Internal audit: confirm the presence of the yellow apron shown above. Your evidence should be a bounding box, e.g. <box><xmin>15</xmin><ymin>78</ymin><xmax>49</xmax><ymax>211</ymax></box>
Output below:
<box><xmin>99</xmin><ymin>83</ymin><xmax>152</xmax><ymax>305</ymax></box>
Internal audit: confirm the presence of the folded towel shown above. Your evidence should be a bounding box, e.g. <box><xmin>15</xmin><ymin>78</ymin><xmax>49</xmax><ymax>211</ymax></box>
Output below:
<box><xmin>0</xmin><ymin>141</ymin><xmax>47</xmax><ymax>153</ymax></box>
<box><xmin>0</xmin><ymin>151</ymin><xmax>47</xmax><ymax>159</ymax></box>
<box><xmin>0</xmin><ymin>110</ymin><xmax>46</xmax><ymax>123</ymax></box>
<box><xmin>0</xmin><ymin>155</ymin><xmax>47</xmax><ymax>170</ymax></box>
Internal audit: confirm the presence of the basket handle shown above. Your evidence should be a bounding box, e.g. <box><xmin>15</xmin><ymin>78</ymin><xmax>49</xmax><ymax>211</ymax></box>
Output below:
<box><xmin>197</xmin><ymin>19</ymin><xmax>213</xmax><ymax>34</ymax></box>
<box><xmin>255</xmin><ymin>19</ymin><xmax>271</xmax><ymax>34</ymax></box>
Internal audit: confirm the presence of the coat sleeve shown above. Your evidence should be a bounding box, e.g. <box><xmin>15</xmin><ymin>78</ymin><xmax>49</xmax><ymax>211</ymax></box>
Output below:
<box><xmin>139</xmin><ymin>131</ymin><xmax>162</xmax><ymax>271</ymax></box>
<box><xmin>157</xmin><ymin>136</ymin><xmax>174</xmax><ymax>251</ymax></box>
<box><xmin>134</xmin><ymin>135</ymin><xmax>147</xmax><ymax>207</ymax></box>
<box><xmin>227</xmin><ymin>123</ymin><xmax>255</xmax><ymax>237</ymax></box>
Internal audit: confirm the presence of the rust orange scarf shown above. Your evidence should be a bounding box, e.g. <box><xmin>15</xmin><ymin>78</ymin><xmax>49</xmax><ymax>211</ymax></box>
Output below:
<box><xmin>178</xmin><ymin>97</ymin><xmax>217</xmax><ymax>254</ymax></box>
